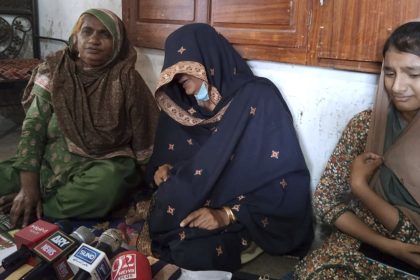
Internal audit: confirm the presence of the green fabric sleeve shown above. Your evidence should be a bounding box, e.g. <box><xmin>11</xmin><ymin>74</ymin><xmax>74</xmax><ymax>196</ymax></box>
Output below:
<box><xmin>13</xmin><ymin>94</ymin><xmax>52</xmax><ymax>172</ymax></box>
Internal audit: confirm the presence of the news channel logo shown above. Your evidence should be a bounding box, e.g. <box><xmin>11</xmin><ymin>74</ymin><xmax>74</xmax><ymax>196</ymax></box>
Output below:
<box><xmin>74</xmin><ymin>245</ymin><xmax>100</xmax><ymax>264</ymax></box>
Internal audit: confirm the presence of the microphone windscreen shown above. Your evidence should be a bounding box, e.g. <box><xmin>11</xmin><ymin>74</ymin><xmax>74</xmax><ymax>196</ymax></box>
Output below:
<box><xmin>70</xmin><ymin>226</ymin><xmax>95</xmax><ymax>244</ymax></box>
<box><xmin>97</xmin><ymin>229</ymin><xmax>123</xmax><ymax>253</ymax></box>
<box><xmin>111</xmin><ymin>251</ymin><xmax>151</xmax><ymax>280</ymax></box>
<box><xmin>69</xmin><ymin>229</ymin><xmax>123</xmax><ymax>280</ymax></box>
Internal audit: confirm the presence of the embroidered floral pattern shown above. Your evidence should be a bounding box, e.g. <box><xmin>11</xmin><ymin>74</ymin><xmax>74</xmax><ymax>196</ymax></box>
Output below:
<box><xmin>179</xmin><ymin>231</ymin><xmax>186</xmax><ymax>240</ymax></box>
<box><xmin>250</xmin><ymin>106</ymin><xmax>256</xmax><ymax>116</ymax></box>
<box><xmin>188</xmin><ymin>107</ymin><xmax>197</xmax><ymax>115</ymax></box>
<box><xmin>216</xmin><ymin>245</ymin><xmax>223</xmax><ymax>256</ymax></box>
<box><xmin>237</xmin><ymin>195</ymin><xmax>245</xmax><ymax>201</ymax></box>
<box><xmin>177</xmin><ymin>46</ymin><xmax>186</xmax><ymax>54</ymax></box>
<box><xmin>232</xmin><ymin>204</ymin><xmax>241</xmax><ymax>212</ymax></box>
<box><xmin>156</xmin><ymin>91</ymin><xmax>230</xmax><ymax>126</ymax></box>
<box><xmin>157</xmin><ymin>61</ymin><xmax>208</xmax><ymax>91</ymax></box>
<box><xmin>167</xmin><ymin>205</ymin><xmax>175</xmax><ymax>216</ymax></box>
<box><xmin>271</xmin><ymin>150</ymin><xmax>279</xmax><ymax>159</ymax></box>
<box><xmin>241</xmin><ymin>238</ymin><xmax>248</xmax><ymax>246</ymax></box>
<box><xmin>155</xmin><ymin>61</ymin><xmax>230</xmax><ymax>126</ymax></box>
<box><xmin>280</xmin><ymin>178</ymin><xmax>288</xmax><ymax>189</ymax></box>
<box><xmin>261</xmin><ymin>217</ymin><xmax>269</xmax><ymax>228</ymax></box>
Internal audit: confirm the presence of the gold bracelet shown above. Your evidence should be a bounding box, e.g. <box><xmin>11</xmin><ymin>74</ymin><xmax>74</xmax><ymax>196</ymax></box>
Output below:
<box><xmin>222</xmin><ymin>206</ymin><xmax>237</xmax><ymax>224</ymax></box>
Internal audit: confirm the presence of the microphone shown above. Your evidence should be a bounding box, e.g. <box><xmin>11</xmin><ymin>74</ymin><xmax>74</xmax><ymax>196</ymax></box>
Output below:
<box><xmin>1</xmin><ymin>220</ymin><xmax>71</xmax><ymax>272</ymax></box>
<box><xmin>68</xmin><ymin>228</ymin><xmax>123</xmax><ymax>280</ymax></box>
<box><xmin>111</xmin><ymin>250</ymin><xmax>151</xmax><ymax>280</ymax></box>
<box><xmin>19</xmin><ymin>226</ymin><xmax>95</xmax><ymax>280</ymax></box>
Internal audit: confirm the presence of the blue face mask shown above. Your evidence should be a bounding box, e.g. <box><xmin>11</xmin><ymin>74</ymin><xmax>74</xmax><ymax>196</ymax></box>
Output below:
<box><xmin>194</xmin><ymin>82</ymin><xmax>210</xmax><ymax>102</ymax></box>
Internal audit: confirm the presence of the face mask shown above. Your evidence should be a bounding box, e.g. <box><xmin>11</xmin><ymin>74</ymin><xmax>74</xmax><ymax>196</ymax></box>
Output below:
<box><xmin>194</xmin><ymin>82</ymin><xmax>210</xmax><ymax>102</ymax></box>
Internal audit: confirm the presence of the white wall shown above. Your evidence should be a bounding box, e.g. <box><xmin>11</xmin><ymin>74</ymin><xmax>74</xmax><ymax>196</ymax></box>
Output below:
<box><xmin>38</xmin><ymin>0</ymin><xmax>379</xmax><ymax>190</ymax></box>
<box><xmin>250</xmin><ymin>62</ymin><xmax>378</xmax><ymax>188</ymax></box>
<box><xmin>38</xmin><ymin>0</ymin><xmax>122</xmax><ymax>57</ymax></box>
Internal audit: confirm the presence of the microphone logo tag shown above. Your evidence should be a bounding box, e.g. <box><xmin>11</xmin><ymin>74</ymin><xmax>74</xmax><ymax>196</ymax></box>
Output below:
<box><xmin>33</xmin><ymin>230</ymin><xmax>77</xmax><ymax>262</ymax></box>
<box><xmin>112</xmin><ymin>253</ymin><xmax>136</xmax><ymax>280</ymax></box>
<box><xmin>30</xmin><ymin>224</ymin><xmax>49</xmax><ymax>234</ymax></box>
<box><xmin>51</xmin><ymin>235</ymin><xmax>70</xmax><ymax>247</ymax></box>
<box><xmin>74</xmin><ymin>245</ymin><xmax>100</xmax><ymax>264</ymax></box>
<box><xmin>48</xmin><ymin>231</ymin><xmax>75</xmax><ymax>250</ymax></box>
<box><xmin>33</xmin><ymin>239</ymin><xmax>62</xmax><ymax>261</ymax></box>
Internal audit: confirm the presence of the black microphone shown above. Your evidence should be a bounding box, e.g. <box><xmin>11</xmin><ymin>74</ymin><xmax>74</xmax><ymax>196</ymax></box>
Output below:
<box><xmin>70</xmin><ymin>228</ymin><xmax>123</xmax><ymax>280</ymax></box>
<box><xmin>19</xmin><ymin>226</ymin><xmax>95</xmax><ymax>280</ymax></box>
<box><xmin>0</xmin><ymin>220</ymin><xmax>72</xmax><ymax>276</ymax></box>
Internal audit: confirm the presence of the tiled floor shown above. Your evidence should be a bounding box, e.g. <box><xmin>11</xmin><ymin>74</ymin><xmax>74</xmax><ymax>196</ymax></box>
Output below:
<box><xmin>0</xmin><ymin>113</ymin><xmax>300</xmax><ymax>279</ymax></box>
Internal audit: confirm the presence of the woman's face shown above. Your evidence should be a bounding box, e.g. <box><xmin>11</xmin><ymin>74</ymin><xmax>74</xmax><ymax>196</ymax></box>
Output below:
<box><xmin>76</xmin><ymin>15</ymin><xmax>114</xmax><ymax>68</ymax></box>
<box><xmin>177</xmin><ymin>74</ymin><xmax>203</xmax><ymax>96</ymax></box>
<box><xmin>384</xmin><ymin>47</ymin><xmax>420</xmax><ymax>122</ymax></box>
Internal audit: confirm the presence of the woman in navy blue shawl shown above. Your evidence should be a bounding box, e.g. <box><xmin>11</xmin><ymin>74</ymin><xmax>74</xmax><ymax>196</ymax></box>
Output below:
<box><xmin>145</xmin><ymin>23</ymin><xmax>313</xmax><ymax>271</ymax></box>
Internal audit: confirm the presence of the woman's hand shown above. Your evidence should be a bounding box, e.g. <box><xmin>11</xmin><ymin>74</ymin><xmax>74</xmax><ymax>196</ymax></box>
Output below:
<box><xmin>10</xmin><ymin>171</ymin><xmax>42</xmax><ymax>228</ymax></box>
<box><xmin>350</xmin><ymin>152</ymin><xmax>383</xmax><ymax>197</ymax></box>
<box><xmin>153</xmin><ymin>164</ymin><xmax>173</xmax><ymax>186</ymax></box>
<box><xmin>10</xmin><ymin>188</ymin><xmax>42</xmax><ymax>228</ymax></box>
<box><xmin>180</xmin><ymin>207</ymin><xmax>230</xmax><ymax>230</ymax></box>
<box><xmin>385</xmin><ymin>239</ymin><xmax>420</xmax><ymax>269</ymax></box>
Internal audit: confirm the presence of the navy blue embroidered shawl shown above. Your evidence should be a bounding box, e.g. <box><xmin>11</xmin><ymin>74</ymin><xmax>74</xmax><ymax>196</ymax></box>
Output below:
<box><xmin>146</xmin><ymin>23</ymin><xmax>313</xmax><ymax>271</ymax></box>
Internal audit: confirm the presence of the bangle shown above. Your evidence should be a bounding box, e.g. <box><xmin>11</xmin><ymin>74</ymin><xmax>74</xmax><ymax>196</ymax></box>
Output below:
<box><xmin>222</xmin><ymin>206</ymin><xmax>237</xmax><ymax>224</ymax></box>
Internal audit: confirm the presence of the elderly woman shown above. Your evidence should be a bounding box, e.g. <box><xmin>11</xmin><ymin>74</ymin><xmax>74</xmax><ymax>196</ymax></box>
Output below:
<box><xmin>294</xmin><ymin>21</ymin><xmax>420</xmax><ymax>279</ymax></box>
<box><xmin>138</xmin><ymin>23</ymin><xmax>314</xmax><ymax>272</ymax></box>
<box><xmin>0</xmin><ymin>9</ymin><xmax>159</xmax><ymax>227</ymax></box>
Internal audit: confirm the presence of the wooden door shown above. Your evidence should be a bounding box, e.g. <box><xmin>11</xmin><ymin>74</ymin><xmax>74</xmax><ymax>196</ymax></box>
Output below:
<box><xmin>210</xmin><ymin>0</ymin><xmax>311</xmax><ymax>64</ymax></box>
<box><xmin>122</xmin><ymin>0</ymin><xmax>311</xmax><ymax>64</ymax></box>
<box><xmin>310</xmin><ymin>0</ymin><xmax>420</xmax><ymax>72</ymax></box>
<box><xmin>122</xmin><ymin>0</ymin><xmax>209</xmax><ymax>49</ymax></box>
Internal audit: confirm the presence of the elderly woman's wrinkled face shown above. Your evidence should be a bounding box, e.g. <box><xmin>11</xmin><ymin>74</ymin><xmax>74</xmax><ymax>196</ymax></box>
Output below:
<box><xmin>176</xmin><ymin>74</ymin><xmax>203</xmax><ymax>95</ymax></box>
<box><xmin>384</xmin><ymin>47</ymin><xmax>420</xmax><ymax>123</ymax></box>
<box><xmin>77</xmin><ymin>15</ymin><xmax>113</xmax><ymax>68</ymax></box>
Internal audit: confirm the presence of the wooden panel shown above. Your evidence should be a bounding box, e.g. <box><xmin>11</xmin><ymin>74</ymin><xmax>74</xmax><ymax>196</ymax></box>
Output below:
<box><xmin>235</xmin><ymin>44</ymin><xmax>307</xmax><ymax>64</ymax></box>
<box><xmin>123</xmin><ymin>0</ymin><xmax>208</xmax><ymax>49</ymax></box>
<box><xmin>139</xmin><ymin>0</ymin><xmax>195</xmax><ymax>21</ymax></box>
<box><xmin>316</xmin><ymin>58</ymin><xmax>381</xmax><ymax>73</ymax></box>
<box><xmin>212</xmin><ymin>0</ymin><xmax>291</xmax><ymax>25</ymax></box>
<box><xmin>316</xmin><ymin>0</ymin><xmax>420</xmax><ymax>63</ymax></box>
<box><xmin>133</xmin><ymin>24</ymin><xmax>184</xmax><ymax>49</ymax></box>
<box><xmin>211</xmin><ymin>0</ymin><xmax>310</xmax><ymax>49</ymax></box>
